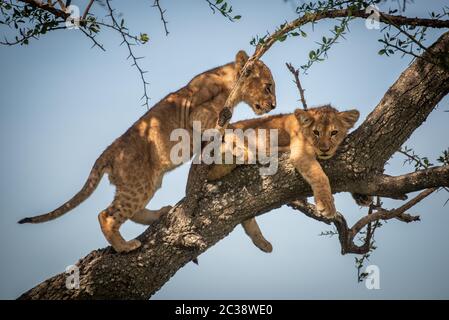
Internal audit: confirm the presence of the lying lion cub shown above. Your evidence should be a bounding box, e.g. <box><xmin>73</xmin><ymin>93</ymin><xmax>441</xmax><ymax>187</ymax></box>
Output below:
<box><xmin>207</xmin><ymin>105</ymin><xmax>360</xmax><ymax>253</ymax></box>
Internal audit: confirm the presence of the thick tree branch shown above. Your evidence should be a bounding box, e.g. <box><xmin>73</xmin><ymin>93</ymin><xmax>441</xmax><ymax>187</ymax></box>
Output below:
<box><xmin>358</xmin><ymin>166</ymin><xmax>449</xmax><ymax>198</ymax></box>
<box><xmin>17</xmin><ymin>165</ymin><xmax>449</xmax><ymax>299</ymax></box>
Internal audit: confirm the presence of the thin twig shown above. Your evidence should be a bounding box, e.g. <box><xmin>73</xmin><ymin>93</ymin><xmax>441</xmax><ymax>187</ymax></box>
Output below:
<box><xmin>204</xmin><ymin>0</ymin><xmax>236</xmax><ymax>22</ymax></box>
<box><xmin>105</xmin><ymin>0</ymin><xmax>150</xmax><ymax>108</ymax></box>
<box><xmin>79</xmin><ymin>27</ymin><xmax>105</xmax><ymax>51</ymax></box>
<box><xmin>381</xmin><ymin>12</ymin><xmax>430</xmax><ymax>55</ymax></box>
<box><xmin>285</xmin><ymin>62</ymin><xmax>308</xmax><ymax>110</ymax></box>
<box><xmin>152</xmin><ymin>0</ymin><xmax>169</xmax><ymax>36</ymax></box>
<box><xmin>0</xmin><ymin>24</ymin><xmax>67</xmax><ymax>45</ymax></box>
<box><xmin>398</xmin><ymin>148</ymin><xmax>427</xmax><ymax>168</ymax></box>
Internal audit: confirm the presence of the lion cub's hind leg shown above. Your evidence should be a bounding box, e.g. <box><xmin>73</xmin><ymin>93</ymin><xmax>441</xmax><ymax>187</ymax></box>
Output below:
<box><xmin>130</xmin><ymin>206</ymin><xmax>172</xmax><ymax>225</ymax></box>
<box><xmin>98</xmin><ymin>186</ymin><xmax>150</xmax><ymax>253</ymax></box>
<box><xmin>242</xmin><ymin>218</ymin><xmax>273</xmax><ymax>253</ymax></box>
<box><xmin>98</xmin><ymin>205</ymin><xmax>141</xmax><ymax>253</ymax></box>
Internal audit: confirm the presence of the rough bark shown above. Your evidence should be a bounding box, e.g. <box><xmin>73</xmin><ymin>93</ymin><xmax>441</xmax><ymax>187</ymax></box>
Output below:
<box><xmin>18</xmin><ymin>31</ymin><xmax>449</xmax><ymax>300</ymax></box>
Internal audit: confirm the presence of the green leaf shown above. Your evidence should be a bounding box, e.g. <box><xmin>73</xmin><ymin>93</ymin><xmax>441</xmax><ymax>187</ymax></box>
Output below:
<box><xmin>278</xmin><ymin>34</ymin><xmax>287</xmax><ymax>42</ymax></box>
<box><xmin>309</xmin><ymin>50</ymin><xmax>316</xmax><ymax>59</ymax></box>
<box><xmin>233</xmin><ymin>15</ymin><xmax>241</xmax><ymax>20</ymax></box>
<box><xmin>139</xmin><ymin>33</ymin><xmax>149</xmax><ymax>44</ymax></box>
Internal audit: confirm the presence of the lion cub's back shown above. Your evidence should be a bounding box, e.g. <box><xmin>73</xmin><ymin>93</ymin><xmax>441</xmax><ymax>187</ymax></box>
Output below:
<box><xmin>230</xmin><ymin>113</ymin><xmax>295</xmax><ymax>148</ymax></box>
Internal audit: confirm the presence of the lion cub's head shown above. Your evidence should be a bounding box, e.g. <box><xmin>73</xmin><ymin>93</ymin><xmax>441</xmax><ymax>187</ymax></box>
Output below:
<box><xmin>295</xmin><ymin>105</ymin><xmax>360</xmax><ymax>160</ymax></box>
<box><xmin>234</xmin><ymin>50</ymin><xmax>276</xmax><ymax>115</ymax></box>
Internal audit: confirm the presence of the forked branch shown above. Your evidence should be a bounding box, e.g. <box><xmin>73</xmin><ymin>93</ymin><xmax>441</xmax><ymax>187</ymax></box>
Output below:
<box><xmin>288</xmin><ymin>188</ymin><xmax>436</xmax><ymax>255</ymax></box>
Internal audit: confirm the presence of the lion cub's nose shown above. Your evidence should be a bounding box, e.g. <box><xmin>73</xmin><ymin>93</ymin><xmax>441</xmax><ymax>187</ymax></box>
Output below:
<box><xmin>270</xmin><ymin>103</ymin><xmax>276</xmax><ymax>110</ymax></box>
<box><xmin>320</xmin><ymin>147</ymin><xmax>331</xmax><ymax>153</ymax></box>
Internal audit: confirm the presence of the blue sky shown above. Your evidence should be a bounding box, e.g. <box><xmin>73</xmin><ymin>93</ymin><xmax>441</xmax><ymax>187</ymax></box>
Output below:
<box><xmin>1</xmin><ymin>0</ymin><xmax>448</xmax><ymax>299</ymax></box>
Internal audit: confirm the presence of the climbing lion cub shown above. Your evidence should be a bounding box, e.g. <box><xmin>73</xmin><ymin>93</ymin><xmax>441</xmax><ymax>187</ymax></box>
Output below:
<box><xmin>19</xmin><ymin>50</ymin><xmax>277</xmax><ymax>253</ymax></box>
<box><xmin>207</xmin><ymin>105</ymin><xmax>359</xmax><ymax>253</ymax></box>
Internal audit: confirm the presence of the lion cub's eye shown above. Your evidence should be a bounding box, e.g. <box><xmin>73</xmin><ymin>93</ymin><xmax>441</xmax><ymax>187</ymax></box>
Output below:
<box><xmin>313</xmin><ymin>130</ymin><xmax>320</xmax><ymax>136</ymax></box>
<box><xmin>331</xmin><ymin>130</ymin><xmax>338</xmax><ymax>136</ymax></box>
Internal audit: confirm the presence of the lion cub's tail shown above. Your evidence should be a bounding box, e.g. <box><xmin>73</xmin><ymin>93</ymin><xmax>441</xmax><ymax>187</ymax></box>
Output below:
<box><xmin>18</xmin><ymin>154</ymin><xmax>109</xmax><ymax>224</ymax></box>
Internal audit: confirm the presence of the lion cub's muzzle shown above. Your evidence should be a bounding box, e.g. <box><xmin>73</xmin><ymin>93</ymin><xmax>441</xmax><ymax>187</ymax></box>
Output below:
<box><xmin>254</xmin><ymin>102</ymin><xmax>276</xmax><ymax>114</ymax></box>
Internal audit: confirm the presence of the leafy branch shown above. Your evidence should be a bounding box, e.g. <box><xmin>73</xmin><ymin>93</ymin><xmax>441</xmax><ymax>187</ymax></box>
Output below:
<box><xmin>251</xmin><ymin>0</ymin><xmax>449</xmax><ymax>74</ymax></box>
<box><xmin>205</xmin><ymin>0</ymin><xmax>241</xmax><ymax>21</ymax></box>
<box><xmin>378</xmin><ymin>6</ymin><xmax>449</xmax><ymax>64</ymax></box>
<box><xmin>399</xmin><ymin>146</ymin><xmax>434</xmax><ymax>171</ymax></box>
<box><xmin>1</xmin><ymin>0</ymin><xmax>243</xmax><ymax>107</ymax></box>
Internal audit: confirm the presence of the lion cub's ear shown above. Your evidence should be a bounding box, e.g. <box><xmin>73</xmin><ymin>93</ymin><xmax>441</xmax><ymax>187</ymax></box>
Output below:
<box><xmin>235</xmin><ymin>50</ymin><xmax>249</xmax><ymax>72</ymax></box>
<box><xmin>338</xmin><ymin>109</ymin><xmax>360</xmax><ymax>129</ymax></box>
<box><xmin>294</xmin><ymin>109</ymin><xmax>313</xmax><ymax>127</ymax></box>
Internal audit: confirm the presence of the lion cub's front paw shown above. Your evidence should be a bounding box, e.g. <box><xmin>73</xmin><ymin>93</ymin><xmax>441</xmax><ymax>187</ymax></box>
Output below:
<box><xmin>315</xmin><ymin>193</ymin><xmax>337</xmax><ymax>219</ymax></box>
<box><xmin>160</xmin><ymin>205</ymin><xmax>173</xmax><ymax>214</ymax></box>
<box><xmin>115</xmin><ymin>239</ymin><xmax>142</xmax><ymax>253</ymax></box>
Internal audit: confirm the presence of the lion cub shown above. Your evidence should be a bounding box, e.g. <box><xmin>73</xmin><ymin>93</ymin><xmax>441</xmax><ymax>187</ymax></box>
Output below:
<box><xmin>208</xmin><ymin>105</ymin><xmax>359</xmax><ymax>252</ymax></box>
<box><xmin>19</xmin><ymin>50</ymin><xmax>277</xmax><ymax>253</ymax></box>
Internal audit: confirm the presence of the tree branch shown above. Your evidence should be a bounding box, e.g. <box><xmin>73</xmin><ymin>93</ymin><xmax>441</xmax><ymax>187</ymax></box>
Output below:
<box><xmin>18</xmin><ymin>0</ymin><xmax>69</xmax><ymax>19</ymax></box>
<box><xmin>82</xmin><ymin>0</ymin><xmax>95</xmax><ymax>20</ymax></box>
<box><xmin>350</xmin><ymin>188</ymin><xmax>436</xmax><ymax>236</ymax></box>
<box><xmin>152</xmin><ymin>0</ymin><xmax>169</xmax><ymax>36</ymax></box>
<box><xmin>289</xmin><ymin>188</ymin><xmax>435</xmax><ymax>255</ymax></box>
<box><xmin>105</xmin><ymin>0</ymin><xmax>150</xmax><ymax>108</ymax></box>
<box><xmin>285</xmin><ymin>62</ymin><xmax>308</xmax><ymax>110</ymax></box>
<box><xmin>359</xmin><ymin>166</ymin><xmax>449</xmax><ymax>198</ymax></box>
<box><xmin>17</xmin><ymin>14</ymin><xmax>449</xmax><ymax>301</ymax></box>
